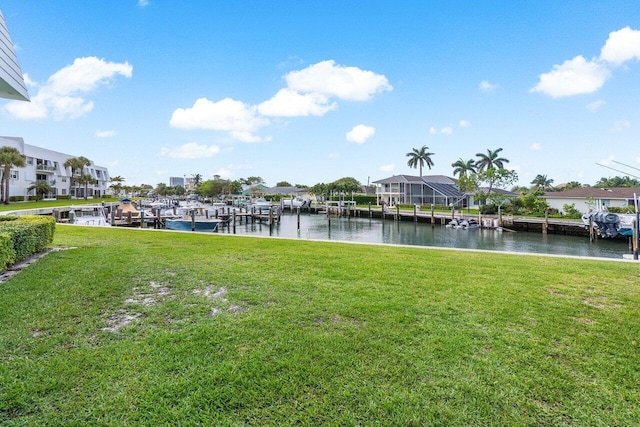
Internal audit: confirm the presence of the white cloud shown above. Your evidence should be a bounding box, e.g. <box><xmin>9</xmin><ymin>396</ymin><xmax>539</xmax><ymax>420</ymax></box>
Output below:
<box><xmin>3</xmin><ymin>56</ymin><xmax>132</xmax><ymax>120</ymax></box>
<box><xmin>600</xmin><ymin>26</ymin><xmax>640</xmax><ymax>66</ymax></box>
<box><xmin>530</xmin><ymin>143</ymin><xmax>542</xmax><ymax>151</ymax></box>
<box><xmin>530</xmin><ymin>55</ymin><xmax>610</xmax><ymax>98</ymax></box>
<box><xmin>285</xmin><ymin>60</ymin><xmax>392</xmax><ymax>101</ymax></box>
<box><xmin>95</xmin><ymin>130</ymin><xmax>117</xmax><ymax>138</ymax></box>
<box><xmin>380</xmin><ymin>164</ymin><xmax>395</xmax><ymax>172</ymax></box>
<box><xmin>440</xmin><ymin>127</ymin><xmax>453</xmax><ymax>135</ymax></box>
<box><xmin>170</xmin><ymin>97</ymin><xmax>269</xmax><ymax>142</ymax></box>
<box><xmin>159</xmin><ymin>142</ymin><xmax>221</xmax><ymax>159</ymax></box>
<box><xmin>258</xmin><ymin>88</ymin><xmax>336</xmax><ymax>117</ymax></box>
<box><xmin>586</xmin><ymin>100</ymin><xmax>605</xmax><ymax>112</ymax></box>
<box><xmin>138</xmin><ymin>0</ymin><xmax>149</xmax><ymax>6</ymax></box>
<box><xmin>346</xmin><ymin>124</ymin><xmax>375</xmax><ymax>144</ymax></box>
<box><xmin>609</xmin><ymin>120</ymin><xmax>630</xmax><ymax>133</ymax></box>
<box><xmin>459</xmin><ymin>120</ymin><xmax>470</xmax><ymax>128</ymax></box>
<box><xmin>429</xmin><ymin>127</ymin><xmax>437</xmax><ymax>135</ymax></box>
<box><xmin>23</xmin><ymin>73</ymin><xmax>37</xmax><ymax>87</ymax></box>
<box><xmin>479</xmin><ymin>80</ymin><xmax>499</xmax><ymax>92</ymax></box>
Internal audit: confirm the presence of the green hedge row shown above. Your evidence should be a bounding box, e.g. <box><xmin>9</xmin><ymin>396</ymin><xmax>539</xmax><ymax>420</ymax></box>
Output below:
<box><xmin>0</xmin><ymin>215</ymin><xmax>56</xmax><ymax>272</ymax></box>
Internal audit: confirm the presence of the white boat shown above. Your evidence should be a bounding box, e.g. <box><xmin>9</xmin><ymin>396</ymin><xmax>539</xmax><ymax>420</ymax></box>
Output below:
<box><xmin>69</xmin><ymin>205</ymin><xmax>110</xmax><ymax>226</ymax></box>
<box><xmin>446</xmin><ymin>218</ymin><xmax>480</xmax><ymax>230</ymax></box>
<box><xmin>582</xmin><ymin>211</ymin><xmax>636</xmax><ymax>237</ymax></box>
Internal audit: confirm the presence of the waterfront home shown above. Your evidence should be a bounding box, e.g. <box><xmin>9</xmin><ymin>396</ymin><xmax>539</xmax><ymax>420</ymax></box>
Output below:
<box><xmin>542</xmin><ymin>187</ymin><xmax>640</xmax><ymax>214</ymax></box>
<box><xmin>373</xmin><ymin>175</ymin><xmax>467</xmax><ymax>207</ymax></box>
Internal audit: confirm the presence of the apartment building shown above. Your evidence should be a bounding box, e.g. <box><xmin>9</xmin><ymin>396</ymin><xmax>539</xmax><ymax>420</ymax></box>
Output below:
<box><xmin>0</xmin><ymin>136</ymin><xmax>110</xmax><ymax>200</ymax></box>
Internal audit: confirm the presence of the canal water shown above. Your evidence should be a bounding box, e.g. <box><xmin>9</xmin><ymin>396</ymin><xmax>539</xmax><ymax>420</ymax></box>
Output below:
<box><xmin>220</xmin><ymin>212</ymin><xmax>630</xmax><ymax>260</ymax></box>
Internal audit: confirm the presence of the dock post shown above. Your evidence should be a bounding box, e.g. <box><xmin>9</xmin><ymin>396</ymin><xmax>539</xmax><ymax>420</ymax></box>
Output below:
<box><xmin>430</xmin><ymin>204</ymin><xmax>435</xmax><ymax>227</ymax></box>
<box><xmin>233</xmin><ymin>210</ymin><xmax>237</xmax><ymax>234</ymax></box>
<box><xmin>140</xmin><ymin>211</ymin><xmax>145</xmax><ymax>228</ymax></box>
<box><xmin>395</xmin><ymin>205</ymin><xmax>399</xmax><ymax>221</ymax></box>
<box><xmin>634</xmin><ymin>216</ymin><xmax>639</xmax><ymax>260</ymax></box>
<box><xmin>297</xmin><ymin>207</ymin><xmax>300</xmax><ymax>231</ymax></box>
<box><xmin>368</xmin><ymin>202</ymin><xmax>372</xmax><ymax>219</ymax></box>
<box><xmin>191</xmin><ymin>210</ymin><xmax>195</xmax><ymax>231</ymax></box>
<box><xmin>543</xmin><ymin>211</ymin><xmax>548</xmax><ymax>234</ymax></box>
<box><xmin>126</xmin><ymin>211</ymin><xmax>132</xmax><ymax>225</ymax></box>
<box><xmin>414</xmin><ymin>204</ymin><xmax>417</xmax><ymax>222</ymax></box>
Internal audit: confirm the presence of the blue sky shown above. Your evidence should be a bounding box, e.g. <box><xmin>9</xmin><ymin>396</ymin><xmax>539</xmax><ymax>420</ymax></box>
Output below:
<box><xmin>1</xmin><ymin>1</ymin><xmax>640</xmax><ymax>188</ymax></box>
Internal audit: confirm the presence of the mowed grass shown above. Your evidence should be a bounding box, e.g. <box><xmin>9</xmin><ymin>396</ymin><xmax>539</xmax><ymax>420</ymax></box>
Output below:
<box><xmin>1</xmin><ymin>226</ymin><xmax>639</xmax><ymax>426</ymax></box>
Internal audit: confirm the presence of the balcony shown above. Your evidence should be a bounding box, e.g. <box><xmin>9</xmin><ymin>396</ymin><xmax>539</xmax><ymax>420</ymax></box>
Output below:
<box><xmin>36</xmin><ymin>164</ymin><xmax>57</xmax><ymax>173</ymax></box>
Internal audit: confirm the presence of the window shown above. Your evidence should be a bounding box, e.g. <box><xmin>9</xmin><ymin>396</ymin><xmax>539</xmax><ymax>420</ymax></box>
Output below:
<box><xmin>27</xmin><ymin>157</ymin><xmax>34</xmax><ymax>166</ymax></box>
<box><xmin>62</xmin><ymin>189</ymin><xmax>67</xmax><ymax>195</ymax></box>
<box><xmin>61</xmin><ymin>177</ymin><xmax>67</xmax><ymax>183</ymax></box>
<box><xmin>10</xmin><ymin>170</ymin><xmax>18</xmax><ymax>180</ymax></box>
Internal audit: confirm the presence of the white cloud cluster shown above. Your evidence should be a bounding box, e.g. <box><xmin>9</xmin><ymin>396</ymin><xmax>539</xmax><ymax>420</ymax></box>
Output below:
<box><xmin>95</xmin><ymin>130</ymin><xmax>117</xmax><ymax>138</ymax></box>
<box><xmin>531</xmin><ymin>27</ymin><xmax>640</xmax><ymax>97</ymax></box>
<box><xmin>530</xmin><ymin>143</ymin><xmax>542</xmax><ymax>151</ymax></box>
<box><xmin>3</xmin><ymin>57</ymin><xmax>132</xmax><ymax>120</ymax></box>
<box><xmin>429</xmin><ymin>120</ymin><xmax>470</xmax><ymax>136</ymax></box>
<box><xmin>609</xmin><ymin>120</ymin><xmax>630</xmax><ymax>133</ymax></box>
<box><xmin>586</xmin><ymin>100</ymin><xmax>605</xmax><ymax>112</ymax></box>
<box><xmin>478</xmin><ymin>80</ymin><xmax>499</xmax><ymax>92</ymax></box>
<box><xmin>170</xmin><ymin>60</ymin><xmax>392</xmax><ymax>143</ymax></box>
<box><xmin>170</xmin><ymin>98</ymin><xmax>268</xmax><ymax>143</ymax></box>
<box><xmin>346</xmin><ymin>124</ymin><xmax>375</xmax><ymax>144</ymax></box>
<box><xmin>159</xmin><ymin>142</ymin><xmax>221</xmax><ymax>159</ymax></box>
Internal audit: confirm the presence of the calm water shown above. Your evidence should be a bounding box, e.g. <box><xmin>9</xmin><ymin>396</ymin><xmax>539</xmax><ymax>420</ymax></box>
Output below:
<box><xmin>218</xmin><ymin>212</ymin><xmax>630</xmax><ymax>260</ymax></box>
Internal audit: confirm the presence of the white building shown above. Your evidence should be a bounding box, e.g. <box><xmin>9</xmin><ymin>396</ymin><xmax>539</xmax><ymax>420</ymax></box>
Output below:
<box><xmin>169</xmin><ymin>176</ymin><xmax>184</xmax><ymax>188</ymax></box>
<box><xmin>0</xmin><ymin>9</ymin><xmax>29</xmax><ymax>101</ymax></box>
<box><xmin>0</xmin><ymin>136</ymin><xmax>110</xmax><ymax>200</ymax></box>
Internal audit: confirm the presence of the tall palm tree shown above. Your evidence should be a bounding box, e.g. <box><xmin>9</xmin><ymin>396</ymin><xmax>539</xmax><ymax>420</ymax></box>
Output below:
<box><xmin>77</xmin><ymin>174</ymin><xmax>95</xmax><ymax>200</ymax></box>
<box><xmin>475</xmin><ymin>148</ymin><xmax>509</xmax><ymax>171</ymax></box>
<box><xmin>406</xmin><ymin>145</ymin><xmax>435</xmax><ymax>177</ymax></box>
<box><xmin>530</xmin><ymin>174</ymin><xmax>554</xmax><ymax>191</ymax></box>
<box><xmin>451</xmin><ymin>158</ymin><xmax>477</xmax><ymax>177</ymax></box>
<box><xmin>0</xmin><ymin>146</ymin><xmax>26</xmax><ymax>204</ymax></box>
<box><xmin>109</xmin><ymin>175</ymin><xmax>125</xmax><ymax>196</ymax></box>
<box><xmin>64</xmin><ymin>156</ymin><xmax>91</xmax><ymax>198</ymax></box>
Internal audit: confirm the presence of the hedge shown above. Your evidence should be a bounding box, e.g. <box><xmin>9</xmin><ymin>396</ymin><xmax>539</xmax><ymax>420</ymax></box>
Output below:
<box><xmin>0</xmin><ymin>215</ymin><xmax>56</xmax><ymax>272</ymax></box>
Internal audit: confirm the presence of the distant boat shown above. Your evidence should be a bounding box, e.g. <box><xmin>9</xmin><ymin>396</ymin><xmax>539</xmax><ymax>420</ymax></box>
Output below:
<box><xmin>69</xmin><ymin>205</ymin><xmax>110</xmax><ymax>226</ymax></box>
<box><xmin>446</xmin><ymin>218</ymin><xmax>480</xmax><ymax>230</ymax></box>
<box><xmin>165</xmin><ymin>217</ymin><xmax>225</xmax><ymax>232</ymax></box>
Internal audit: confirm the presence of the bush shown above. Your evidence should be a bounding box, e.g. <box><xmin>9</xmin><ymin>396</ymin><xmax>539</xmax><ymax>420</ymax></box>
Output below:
<box><xmin>562</xmin><ymin>203</ymin><xmax>583</xmax><ymax>219</ymax></box>
<box><xmin>0</xmin><ymin>232</ymin><xmax>16</xmax><ymax>270</ymax></box>
<box><xmin>0</xmin><ymin>215</ymin><xmax>56</xmax><ymax>270</ymax></box>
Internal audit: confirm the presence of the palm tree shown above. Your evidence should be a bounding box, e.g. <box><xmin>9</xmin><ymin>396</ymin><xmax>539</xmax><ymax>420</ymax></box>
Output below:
<box><xmin>77</xmin><ymin>174</ymin><xmax>95</xmax><ymax>200</ymax></box>
<box><xmin>451</xmin><ymin>158</ymin><xmax>477</xmax><ymax>177</ymax></box>
<box><xmin>475</xmin><ymin>148</ymin><xmax>509</xmax><ymax>171</ymax></box>
<box><xmin>109</xmin><ymin>175</ymin><xmax>125</xmax><ymax>196</ymax></box>
<box><xmin>530</xmin><ymin>174</ymin><xmax>554</xmax><ymax>192</ymax></box>
<box><xmin>406</xmin><ymin>145</ymin><xmax>435</xmax><ymax>177</ymax></box>
<box><xmin>64</xmin><ymin>156</ymin><xmax>91</xmax><ymax>198</ymax></box>
<box><xmin>0</xmin><ymin>146</ymin><xmax>26</xmax><ymax>204</ymax></box>
<box><xmin>27</xmin><ymin>180</ymin><xmax>54</xmax><ymax>200</ymax></box>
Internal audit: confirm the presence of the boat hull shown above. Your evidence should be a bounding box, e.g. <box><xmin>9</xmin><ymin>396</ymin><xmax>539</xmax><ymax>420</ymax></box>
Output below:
<box><xmin>165</xmin><ymin>219</ymin><xmax>221</xmax><ymax>232</ymax></box>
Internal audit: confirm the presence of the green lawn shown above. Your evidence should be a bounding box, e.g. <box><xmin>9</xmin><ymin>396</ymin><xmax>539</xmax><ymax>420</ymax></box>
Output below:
<box><xmin>1</xmin><ymin>225</ymin><xmax>638</xmax><ymax>425</ymax></box>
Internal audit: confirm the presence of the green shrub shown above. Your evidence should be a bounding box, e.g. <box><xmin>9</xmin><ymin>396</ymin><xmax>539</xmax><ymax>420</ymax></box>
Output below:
<box><xmin>0</xmin><ymin>215</ymin><xmax>56</xmax><ymax>269</ymax></box>
<box><xmin>0</xmin><ymin>231</ymin><xmax>16</xmax><ymax>270</ymax></box>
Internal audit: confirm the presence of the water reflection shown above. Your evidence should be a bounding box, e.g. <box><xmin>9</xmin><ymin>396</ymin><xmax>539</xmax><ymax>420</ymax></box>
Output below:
<box><xmin>223</xmin><ymin>213</ymin><xmax>628</xmax><ymax>259</ymax></box>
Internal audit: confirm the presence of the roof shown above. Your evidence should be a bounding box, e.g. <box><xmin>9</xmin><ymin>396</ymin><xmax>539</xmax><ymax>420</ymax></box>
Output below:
<box><xmin>266</xmin><ymin>186</ymin><xmax>306</xmax><ymax>195</ymax></box>
<box><xmin>373</xmin><ymin>174</ymin><xmax>458</xmax><ymax>185</ymax></box>
<box><xmin>0</xmin><ymin>10</ymin><xmax>29</xmax><ymax>101</ymax></box>
<box><xmin>542</xmin><ymin>187</ymin><xmax>640</xmax><ymax>199</ymax></box>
